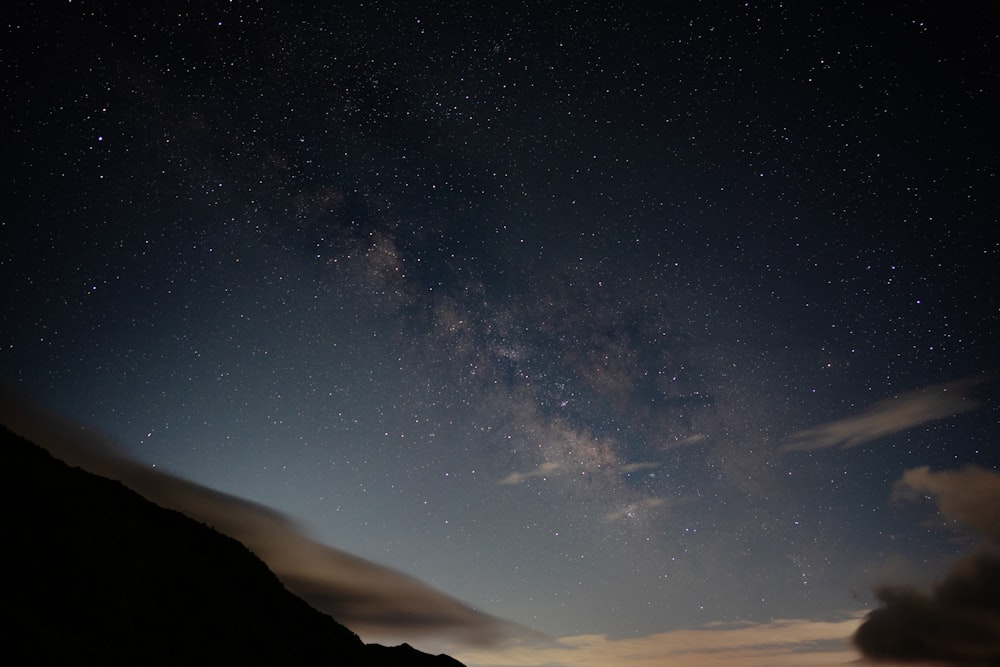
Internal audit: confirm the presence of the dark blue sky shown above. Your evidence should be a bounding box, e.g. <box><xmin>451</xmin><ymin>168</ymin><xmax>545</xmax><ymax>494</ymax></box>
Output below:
<box><xmin>3</xmin><ymin>2</ymin><xmax>998</xmax><ymax>664</ymax></box>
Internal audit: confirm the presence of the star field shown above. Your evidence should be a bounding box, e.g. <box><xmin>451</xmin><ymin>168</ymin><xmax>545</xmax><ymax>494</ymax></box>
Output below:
<box><xmin>2</xmin><ymin>2</ymin><xmax>998</xmax><ymax>665</ymax></box>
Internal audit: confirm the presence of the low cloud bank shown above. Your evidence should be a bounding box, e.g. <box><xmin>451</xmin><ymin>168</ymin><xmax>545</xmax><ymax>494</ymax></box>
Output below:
<box><xmin>853</xmin><ymin>466</ymin><xmax>1000</xmax><ymax>664</ymax></box>
<box><xmin>0</xmin><ymin>384</ymin><xmax>523</xmax><ymax>647</ymax></box>
<box><xmin>854</xmin><ymin>551</ymin><xmax>1000</xmax><ymax>665</ymax></box>
<box><xmin>450</xmin><ymin>615</ymin><xmax>866</xmax><ymax>667</ymax></box>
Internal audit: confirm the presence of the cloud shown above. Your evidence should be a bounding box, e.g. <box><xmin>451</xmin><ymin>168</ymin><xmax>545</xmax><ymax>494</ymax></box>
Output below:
<box><xmin>603</xmin><ymin>497</ymin><xmax>667</xmax><ymax>522</ymax></box>
<box><xmin>0</xmin><ymin>384</ymin><xmax>523</xmax><ymax>647</ymax></box>
<box><xmin>782</xmin><ymin>376</ymin><xmax>988</xmax><ymax>452</ymax></box>
<box><xmin>892</xmin><ymin>466</ymin><xmax>1000</xmax><ymax>543</ymax></box>
<box><xmin>852</xmin><ymin>466</ymin><xmax>1000</xmax><ymax>664</ymax></box>
<box><xmin>619</xmin><ymin>461</ymin><xmax>661</xmax><ymax>473</ymax></box>
<box><xmin>450</xmin><ymin>615</ymin><xmax>867</xmax><ymax>667</ymax></box>
<box><xmin>853</xmin><ymin>551</ymin><xmax>1000</xmax><ymax>665</ymax></box>
<box><xmin>671</xmin><ymin>433</ymin><xmax>708</xmax><ymax>447</ymax></box>
<box><xmin>499</xmin><ymin>461</ymin><xmax>561</xmax><ymax>485</ymax></box>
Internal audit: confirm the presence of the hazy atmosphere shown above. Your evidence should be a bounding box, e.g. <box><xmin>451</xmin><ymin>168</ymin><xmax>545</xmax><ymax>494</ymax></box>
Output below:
<box><xmin>3</xmin><ymin>2</ymin><xmax>998</xmax><ymax>665</ymax></box>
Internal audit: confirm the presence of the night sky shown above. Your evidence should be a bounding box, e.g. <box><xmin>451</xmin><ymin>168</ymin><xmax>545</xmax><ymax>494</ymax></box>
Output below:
<box><xmin>3</xmin><ymin>2</ymin><xmax>998</xmax><ymax>665</ymax></box>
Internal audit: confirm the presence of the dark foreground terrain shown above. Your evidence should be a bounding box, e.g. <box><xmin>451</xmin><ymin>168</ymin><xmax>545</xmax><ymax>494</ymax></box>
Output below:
<box><xmin>1</xmin><ymin>424</ymin><xmax>464</xmax><ymax>666</ymax></box>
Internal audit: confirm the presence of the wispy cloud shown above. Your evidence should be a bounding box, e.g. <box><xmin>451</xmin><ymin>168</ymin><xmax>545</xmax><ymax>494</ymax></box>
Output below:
<box><xmin>499</xmin><ymin>462</ymin><xmax>561</xmax><ymax>485</ymax></box>
<box><xmin>892</xmin><ymin>465</ymin><xmax>1000</xmax><ymax>543</ymax></box>
<box><xmin>782</xmin><ymin>376</ymin><xmax>988</xmax><ymax>452</ymax></box>
<box><xmin>619</xmin><ymin>461</ymin><xmax>661</xmax><ymax>473</ymax></box>
<box><xmin>0</xmin><ymin>385</ymin><xmax>523</xmax><ymax>647</ymax></box>
<box><xmin>671</xmin><ymin>433</ymin><xmax>708</xmax><ymax>447</ymax></box>
<box><xmin>451</xmin><ymin>615</ymin><xmax>867</xmax><ymax>667</ymax></box>
<box><xmin>603</xmin><ymin>497</ymin><xmax>667</xmax><ymax>522</ymax></box>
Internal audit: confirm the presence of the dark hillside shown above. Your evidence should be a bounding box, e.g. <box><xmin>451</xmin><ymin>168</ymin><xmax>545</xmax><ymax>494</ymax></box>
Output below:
<box><xmin>1</xmin><ymin>424</ymin><xmax>464</xmax><ymax>666</ymax></box>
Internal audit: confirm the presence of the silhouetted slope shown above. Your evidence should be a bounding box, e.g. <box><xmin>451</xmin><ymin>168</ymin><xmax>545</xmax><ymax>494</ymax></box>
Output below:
<box><xmin>1</xmin><ymin>424</ymin><xmax>465</xmax><ymax>666</ymax></box>
<box><xmin>366</xmin><ymin>643</ymin><xmax>467</xmax><ymax>667</ymax></box>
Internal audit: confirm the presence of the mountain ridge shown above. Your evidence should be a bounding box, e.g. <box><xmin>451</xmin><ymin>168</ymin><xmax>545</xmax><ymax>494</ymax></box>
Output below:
<box><xmin>1</xmin><ymin>423</ymin><xmax>465</xmax><ymax>666</ymax></box>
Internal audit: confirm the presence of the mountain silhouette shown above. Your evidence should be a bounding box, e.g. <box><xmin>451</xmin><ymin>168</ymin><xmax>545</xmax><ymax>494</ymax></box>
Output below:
<box><xmin>2</xmin><ymin>423</ymin><xmax>465</xmax><ymax>666</ymax></box>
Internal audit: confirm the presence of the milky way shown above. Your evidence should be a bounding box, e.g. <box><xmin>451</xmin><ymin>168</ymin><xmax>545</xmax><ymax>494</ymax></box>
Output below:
<box><xmin>3</xmin><ymin>3</ymin><xmax>997</xmax><ymax>665</ymax></box>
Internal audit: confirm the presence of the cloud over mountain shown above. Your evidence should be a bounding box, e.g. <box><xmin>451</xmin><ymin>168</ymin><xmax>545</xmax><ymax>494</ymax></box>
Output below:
<box><xmin>0</xmin><ymin>384</ymin><xmax>521</xmax><ymax>647</ymax></box>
